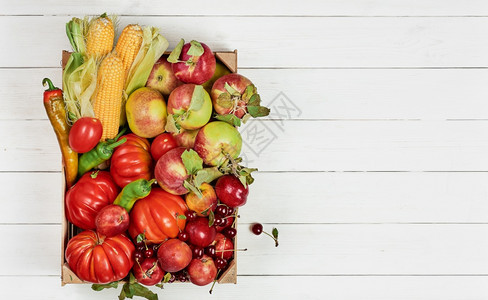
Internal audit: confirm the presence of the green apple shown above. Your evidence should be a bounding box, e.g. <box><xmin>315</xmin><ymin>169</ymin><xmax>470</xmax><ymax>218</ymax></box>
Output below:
<box><xmin>166</xmin><ymin>84</ymin><xmax>212</xmax><ymax>131</ymax></box>
<box><xmin>193</xmin><ymin>121</ymin><xmax>242</xmax><ymax>166</ymax></box>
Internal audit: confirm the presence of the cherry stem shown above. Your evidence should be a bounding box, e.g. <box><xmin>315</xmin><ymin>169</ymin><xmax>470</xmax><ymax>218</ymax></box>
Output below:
<box><xmin>209</xmin><ymin>269</ymin><xmax>221</xmax><ymax>294</ymax></box>
<box><xmin>216</xmin><ymin>248</ymin><xmax>247</xmax><ymax>253</ymax></box>
<box><xmin>231</xmin><ymin>208</ymin><xmax>239</xmax><ymax>227</ymax></box>
<box><xmin>263</xmin><ymin>231</ymin><xmax>279</xmax><ymax>247</ymax></box>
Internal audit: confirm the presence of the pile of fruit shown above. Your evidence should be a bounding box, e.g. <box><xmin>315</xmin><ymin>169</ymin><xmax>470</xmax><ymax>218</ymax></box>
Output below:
<box><xmin>43</xmin><ymin>14</ymin><xmax>277</xmax><ymax>299</ymax></box>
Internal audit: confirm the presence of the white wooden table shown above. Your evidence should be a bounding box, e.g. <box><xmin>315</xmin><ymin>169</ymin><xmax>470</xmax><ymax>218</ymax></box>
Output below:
<box><xmin>2</xmin><ymin>1</ymin><xmax>488</xmax><ymax>299</ymax></box>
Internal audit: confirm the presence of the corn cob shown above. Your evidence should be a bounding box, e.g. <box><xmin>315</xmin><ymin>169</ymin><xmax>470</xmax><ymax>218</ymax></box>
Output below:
<box><xmin>86</xmin><ymin>13</ymin><xmax>114</xmax><ymax>58</ymax></box>
<box><xmin>93</xmin><ymin>53</ymin><xmax>125</xmax><ymax>140</ymax></box>
<box><xmin>115</xmin><ymin>24</ymin><xmax>143</xmax><ymax>77</ymax></box>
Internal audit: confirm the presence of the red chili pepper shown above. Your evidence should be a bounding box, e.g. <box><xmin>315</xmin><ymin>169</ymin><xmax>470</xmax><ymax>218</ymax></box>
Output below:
<box><xmin>43</xmin><ymin>78</ymin><xmax>63</xmax><ymax>103</ymax></box>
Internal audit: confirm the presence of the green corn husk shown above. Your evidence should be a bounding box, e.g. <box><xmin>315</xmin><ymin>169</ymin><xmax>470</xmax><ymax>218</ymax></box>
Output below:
<box><xmin>119</xmin><ymin>26</ymin><xmax>168</xmax><ymax>125</ymax></box>
<box><xmin>125</xmin><ymin>26</ymin><xmax>169</xmax><ymax>95</ymax></box>
<box><xmin>63</xmin><ymin>17</ymin><xmax>97</xmax><ymax>123</ymax></box>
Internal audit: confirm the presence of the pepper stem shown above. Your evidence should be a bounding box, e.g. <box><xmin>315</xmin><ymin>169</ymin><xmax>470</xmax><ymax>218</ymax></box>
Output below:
<box><xmin>106</xmin><ymin>137</ymin><xmax>127</xmax><ymax>150</ymax></box>
<box><xmin>42</xmin><ymin>78</ymin><xmax>58</xmax><ymax>91</ymax></box>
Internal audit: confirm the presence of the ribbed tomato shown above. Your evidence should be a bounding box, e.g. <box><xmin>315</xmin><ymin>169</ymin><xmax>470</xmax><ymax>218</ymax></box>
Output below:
<box><xmin>65</xmin><ymin>171</ymin><xmax>120</xmax><ymax>230</ymax></box>
<box><xmin>65</xmin><ymin>230</ymin><xmax>135</xmax><ymax>283</ymax></box>
<box><xmin>110</xmin><ymin>134</ymin><xmax>153</xmax><ymax>188</ymax></box>
<box><xmin>129</xmin><ymin>187</ymin><xmax>187</xmax><ymax>244</ymax></box>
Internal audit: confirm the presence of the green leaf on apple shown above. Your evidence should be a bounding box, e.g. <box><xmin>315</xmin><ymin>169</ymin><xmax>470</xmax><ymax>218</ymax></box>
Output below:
<box><xmin>208</xmin><ymin>210</ymin><xmax>215</xmax><ymax>226</ymax></box>
<box><xmin>242</xmin><ymin>84</ymin><xmax>256</xmax><ymax>103</ymax></box>
<box><xmin>216</xmin><ymin>92</ymin><xmax>233</xmax><ymax>109</ymax></box>
<box><xmin>242</xmin><ymin>113</ymin><xmax>252</xmax><ymax>124</ymax></box>
<box><xmin>181</xmin><ymin>149</ymin><xmax>203</xmax><ymax>175</ymax></box>
<box><xmin>224</xmin><ymin>82</ymin><xmax>239</xmax><ymax>96</ymax></box>
<box><xmin>188</xmin><ymin>85</ymin><xmax>205</xmax><ymax>112</ymax></box>
<box><xmin>238</xmin><ymin>175</ymin><xmax>247</xmax><ymax>187</ymax></box>
<box><xmin>247</xmin><ymin>93</ymin><xmax>261</xmax><ymax>107</ymax></box>
<box><xmin>167</xmin><ymin>38</ymin><xmax>185</xmax><ymax>63</ymax></box>
<box><xmin>187</xmin><ymin>40</ymin><xmax>205</xmax><ymax>57</ymax></box>
<box><xmin>92</xmin><ymin>281</ymin><xmax>119</xmax><ymax>291</ymax></box>
<box><xmin>194</xmin><ymin>167</ymin><xmax>224</xmax><ymax>188</ymax></box>
<box><xmin>163</xmin><ymin>272</ymin><xmax>172</xmax><ymax>283</ymax></box>
<box><xmin>248</xmin><ymin>105</ymin><xmax>270</xmax><ymax>118</ymax></box>
<box><xmin>165</xmin><ymin>114</ymin><xmax>181</xmax><ymax>133</ymax></box>
<box><xmin>215</xmin><ymin>114</ymin><xmax>241</xmax><ymax>127</ymax></box>
<box><xmin>184</xmin><ymin>180</ymin><xmax>203</xmax><ymax>198</ymax></box>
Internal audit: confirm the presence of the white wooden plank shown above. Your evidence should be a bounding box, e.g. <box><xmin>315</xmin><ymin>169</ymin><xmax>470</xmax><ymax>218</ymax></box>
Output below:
<box><xmin>3</xmin><ymin>16</ymin><xmax>488</xmax><ymax>68</ymax></box>
<box><xmin>4</xmin><ymin>0</ymin><xmax>488</xmax><ymax>16</ymax></box>
<box><xmin>3</xmin><ymin>224</ymin><xmax>488</xmax><ymax>275</ymax></box>
<box><xmin>2</xmin><ymin>275</ymin><xmax>488</xmax><ymax>300</ymax></box>
<box><xmin>243</xmin><ymin>171</ymin><xmax>488</xmax><ymax>223</ymax></box>
<box><xmin>5</xmin><ymin>172</ymin><xmax>488</xmax><ymax>224</ymax></box>
<box><xmin>0</xmin><ymin>173</ymin><xmax>62</xmax><ymax>223</ymax></box>
<box><xmin>5</xmin><ymin>120</ymin><xmax>488</xmax><ymax>172</ymax></box>
<box><xmin>6</xmin><ymin>68</ymin><xmax>488</xmax><ymax>121</ymax></box>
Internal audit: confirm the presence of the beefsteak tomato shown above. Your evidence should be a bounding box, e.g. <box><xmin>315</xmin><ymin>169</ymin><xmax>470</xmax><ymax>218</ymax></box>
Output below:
<box><xmin>65</xmin><ymin>171</ymin><xmax>119</xmax><ymax>230</ymax></box>
<box><xmin>110</xmin><ymin>134</ymin><xmax>153</xmax><ymax>188</ymax></box>
<box><xmin>65</xmin><ymin>230</ymin><xmax>135</xmax><ymax>283</ymax></box>
<box><xmin>129</xmin><ymin>187</ymin><xmax>187</xmax><ymax>244</ymax></box>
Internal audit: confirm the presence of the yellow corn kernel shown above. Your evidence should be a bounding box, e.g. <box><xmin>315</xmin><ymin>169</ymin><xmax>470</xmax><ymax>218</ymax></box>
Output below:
<box><xmin>93</xmin><ymin>53</ymin><xmax>125</xmax><ymax>140</ymax></box>
<box><xmin>86</xmin><ymin>14</ymin><xmax>114</xmax><ymax>58</ymax></box>
<box><xmin>115</xmin><ymin>24</ymin><xmax>143</xmax><ymax>77</ymax></box>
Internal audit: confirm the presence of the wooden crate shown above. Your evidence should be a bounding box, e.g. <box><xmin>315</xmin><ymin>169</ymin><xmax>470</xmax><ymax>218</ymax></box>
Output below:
<box><xmin>61</xmin><ymin>50</ymin><xmax>239</xmax><ymax>285</ymax></box>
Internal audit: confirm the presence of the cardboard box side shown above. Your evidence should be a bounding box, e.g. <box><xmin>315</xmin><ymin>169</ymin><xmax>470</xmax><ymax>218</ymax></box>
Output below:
<box><xmin>61</xmin><ymin>50</ymin><xmax>238</xmax><ymax>285</ymax></box>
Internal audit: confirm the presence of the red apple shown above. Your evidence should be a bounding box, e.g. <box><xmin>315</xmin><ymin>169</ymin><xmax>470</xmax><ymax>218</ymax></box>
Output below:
<box><xmin>172</xmin><ymin>41</ymin><xmax>216</xmax><ymax>85</ymax></box>
<box><xmin>193</xmin><ymin>121</ymin><xmax>242</xmax><ymax>167</ymax></box>
<box><xmin>150</xmin><ymin>133</ymin><xmax>178</xmax><ymax>161</ymax></box>
<box><xmin>126</xmin><ymin>87</ymin><xmax>167</xmax><ymax>138</ymax></box>
<box><xmin>213</xmin><ymin>233</ymin><xmax>234</xmax><ymax>260</ymax></box>
<box><xmin>211</xmin><ymin>73</ymin><xmax>270</xmax><ymax>121</ymax></box>
<box><xmin>95</xmin><ymin>204</ymin><xmax>130</xmax><ymax>237</ymax></box>
<box><xmin>187</xmin><ymin>255</ymin><xmax>217</xmax><ymax>286</ymax></box>
<box><xmin>154</xmin><ymin>147</ymin><xmax>189</xmax><ymax>195</ymax></box>
<box><xmin>185</xmin><ymin>217</ymin><xmax>217</xmax><ymax>248</ymax></box>
<box><xmin>211</xmin><ymin>73</ymin><xmax>252</xmax><ymax>118</ymax></box>
<box><xmin>186</xmin><ymin>183</ymin><xmax>218</xmax><ymax>217</ymax></box>
<box><xmin>146</xmin><ymin>55</ymin><xmax>184</xmax><ymax>97</ymax></box>
<box><xmin>172</xmin><ymin>128</ymin><xmax>199</xmax><ymax>148</ymax></box>
<box><xmin>167</xmin><ymin>84</ymin><xmax>212</xmax><ymax>131</ymax></box>
<box><xmin>132</xmin><ymin>257</ymin><xmax>165</xmax><ymax>286</ymax></box>
<box><xmin>215</xmin><ymin>175</ymin><xmax>249</xmax><ymax>208</ymax></box>
<box><xmin>157</xmin><ymin>238</ymin><xmax>192</xmax><ymax>272</ymax></box>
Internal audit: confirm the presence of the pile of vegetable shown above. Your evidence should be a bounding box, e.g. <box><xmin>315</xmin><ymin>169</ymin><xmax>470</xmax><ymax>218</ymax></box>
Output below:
<box><xmin>43</xmin><ymin>14</ymin><xmax>277</xmax><ymax>300</ymax></box>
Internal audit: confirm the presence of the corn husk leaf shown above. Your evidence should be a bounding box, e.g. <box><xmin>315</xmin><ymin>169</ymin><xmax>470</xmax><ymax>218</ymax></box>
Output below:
<box><xmin>125</xmin><ymin>26</ymin><xmax>169</xmax><ymax>96</ymax></box>
<box><xmin>62</xmin><ymin>52</ymin><xmax>84</xmax><ymax>122</ymax></box>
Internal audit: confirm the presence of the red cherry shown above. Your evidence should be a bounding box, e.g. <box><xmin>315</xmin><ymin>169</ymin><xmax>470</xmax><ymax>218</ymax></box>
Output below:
<box><xmin>251</xmin><ymin>223</ymin><xmax>263</xmax><ymax>235</ymax></box>
<box><xmin>222</xmin><ymin>227</ymin><xmax>237</xmax><ymax>239</ymax></box>
<box><xmin>214</xmin><ymin>257</ymin><xmax>228</xmax><ymax>270</ymax></box>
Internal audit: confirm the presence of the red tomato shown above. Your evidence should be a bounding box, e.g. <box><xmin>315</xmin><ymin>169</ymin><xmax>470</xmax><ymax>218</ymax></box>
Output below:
<box><xmin>129</xmin><ymin>188</ymin><xmax>187</xmax><ymax>244</ymax></box>
<box><xmin>110</xmin><ymin>134</ymin><xmax>153</xmax><ymax>188</ymax></box>
<box><xmin>65</xmin><ymin>230</ymin><xmax>135</xmax><ymax>283</ymax></box>
<box><xmin>150</xmin><ymin>133</ymin><xmax>178</xmax><ymax>161</ymax></box>
<box><xmin>65</xmin><ymin>171</ymin><xmax>120</xmax><ymax>230</ymax></box>
<box><xmin>69</xmin><ymin>117</ymin><xmax>103</xmax><ymax>153</ymax></box>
